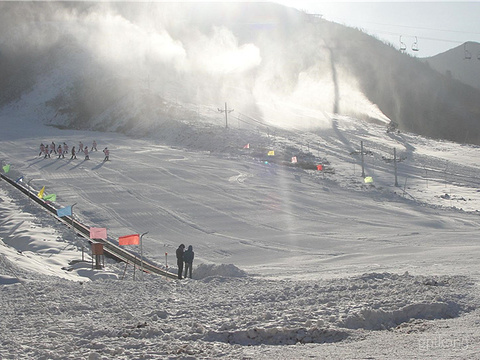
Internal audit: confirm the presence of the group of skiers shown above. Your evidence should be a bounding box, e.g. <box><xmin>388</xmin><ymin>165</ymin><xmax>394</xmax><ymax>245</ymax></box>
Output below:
<box><xmin>38</xmin><ymin>140</ymin><xmax>110</xmax><ymax>162</ymax></box>
<box><xmin>176</xmin><ymin>244</ymin><xmax>194</xmax><ymax>279</ymax></box>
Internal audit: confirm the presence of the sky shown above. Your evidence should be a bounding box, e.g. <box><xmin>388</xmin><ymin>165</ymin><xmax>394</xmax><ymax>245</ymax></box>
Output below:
<box><xmin>274</xmin><ymin>1</ymin><xmax>480</xmax><ymax>58</ymax></box>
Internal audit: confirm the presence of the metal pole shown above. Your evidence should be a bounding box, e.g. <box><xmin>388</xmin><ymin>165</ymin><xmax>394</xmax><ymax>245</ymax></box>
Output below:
<box><xmin>218</xmin><ymin>103</ymin><xmax>233</xmax><ymax>129</ymax></box>
<box><xmin>225</xmin><ymin>102</ymin><xmax>228</xmax><ymax>128</ymax></box>
<box><xmin>71</xmin><ymin>203</ymin><xmax>79</xmax><ymax>259</ymax></box>
<box><xmin>361</xmin><ymin>141</ymin><xmax>365</xmax><ymax>178</ymax></box>
<box><xmin>140</xmin><ymin>232</ymin><xmax>148</xmax><ymax>281</ymax></box>
<box><xmin>394</xmin><ymin>148</ymin><xmax>399</xmax><ymax>186</ymax></box>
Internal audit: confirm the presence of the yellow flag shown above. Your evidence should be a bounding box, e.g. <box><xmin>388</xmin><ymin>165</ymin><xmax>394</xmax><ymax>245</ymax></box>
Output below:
<box><xmin>364</xmin><ymin>176</ymin><xmax>373</xmax><ymax>184</ymax></box>
<box><xmin>38</xmin><ymin>186</ymin><xmax>45</xmax><ymax>199</ymax></box>
<box><xmin>267</xmin><ymin>150</ymin><xmax>275</xmax><ymax>156</ymax></box>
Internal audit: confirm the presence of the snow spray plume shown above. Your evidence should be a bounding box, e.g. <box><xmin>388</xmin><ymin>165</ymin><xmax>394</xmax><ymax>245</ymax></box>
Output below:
<box><xmin>0</xmin><ymin>2</ymin><xmax>391</xmax><ymax>132</ymax></box>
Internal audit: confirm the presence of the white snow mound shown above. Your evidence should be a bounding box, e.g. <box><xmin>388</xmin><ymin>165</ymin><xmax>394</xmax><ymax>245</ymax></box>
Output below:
<box><xmin>194</xmin><ymin>263</ymin><xmax>247</xmax><ymax>280</ymax></box>
<box><xmin>341</xmin><ymin>302</ymin><xmax>460</xmax><ymax>330</ymax></box>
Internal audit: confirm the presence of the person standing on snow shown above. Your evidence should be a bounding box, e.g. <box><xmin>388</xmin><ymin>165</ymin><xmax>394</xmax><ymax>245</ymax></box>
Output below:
<box><xmin>92</xmin><ymin>140</ymin><xmax>98</xmax><ymax>151</ymax></box>
<box><xmin>176</xmin><ymin>244</ymin><xmax>185</xmax><ymax>279</ymax></box>
<box><xmin>183</xmin><ymin>245</ymin><xmax>194</xmax><ymax>279</ymax></box>
<box><xmin>63</xmin><ymin>143</ymin><xmax>69</xmax><ymax>157</ymax></box>
<box><xmin>39</xmin><ymin>143</ymin><xmax>45</xmax><ymax>156</ymax></box>
<box><xmin>70</xmin><ymin>146</ymin><xmax>77</xmax><ymax>160</ymax></box>
<box><xmin>50</xmin><ymin>142</ymin><xmax>56</xmax><ymax>155</ymax></box>
<box><xmin>84</xmin><ymin>146</ymin><xmax>90</xmax><ymax>160</ymax></box>
<box><xmin>43</xmin><ymin>145</ymin><xmax>50</xmax><ymax>158</ymax></box>
<box><xmin>57</xmin><ymin>144</ymin><xmax>64</xmax><ymax>158</ymax></box>
<box><xmin>103</xmin><ymin>147</ymin><xmax>110</xmax><ymax>161</ymax></box>
<box><xmin>78</xmin><ymin>141</ymin><xmax>84</xmax><ymax>153</ymax></box>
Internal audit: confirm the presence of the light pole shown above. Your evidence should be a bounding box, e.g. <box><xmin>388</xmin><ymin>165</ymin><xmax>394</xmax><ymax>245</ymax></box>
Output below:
<box><xmin>393</xmin><ymin>148</ymin><xmax>399</xmax><ymax>187</ymax></box>
<box><xmin>382</xmin><ymin>148</ymin><xmax>403</xmax><ymax>187</ymax></box>
<box><xmin>350</xmin><ymin>141</ymin><xmax>373</xmax><ymax>178</ymax></box>
<box><xmin>218</xmin><ymin>102</ymin><xmax>234</xmax><ymax>128</ymax></box>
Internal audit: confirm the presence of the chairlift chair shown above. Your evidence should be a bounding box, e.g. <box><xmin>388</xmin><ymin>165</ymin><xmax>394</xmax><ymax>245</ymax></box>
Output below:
<box><xmin>399</xmin><ymin>35</ymin><xmax>407</xmax><ymax>52</ymax></box>
<box><xmin>412</xmin><ymin>36</ymin><xmax>419</xmax><ymax>52</ymax></box>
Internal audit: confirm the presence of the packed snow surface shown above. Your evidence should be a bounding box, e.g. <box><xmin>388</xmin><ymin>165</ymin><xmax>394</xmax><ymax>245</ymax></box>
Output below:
<box><xmin>1</xmin><ymin>93</ymin><xmax>480</xmax><ymax>358</ymax></box>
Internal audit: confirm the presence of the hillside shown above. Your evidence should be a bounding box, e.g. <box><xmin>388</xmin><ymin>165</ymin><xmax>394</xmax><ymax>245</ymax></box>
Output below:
<box><xmin>1</xmin><ymin>1</ymin><xmax>480</xmax><ymax>147</ymax></box>
<box><xmin>423</xmin><ymin>41</ymin><xmax>480</xmax><ymax>91</ymax></box>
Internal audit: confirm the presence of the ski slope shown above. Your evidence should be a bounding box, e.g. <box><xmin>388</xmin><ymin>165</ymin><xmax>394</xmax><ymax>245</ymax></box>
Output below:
<box><xmin>1</xmin><ymin>106</ymin><xmax>480</xmax><ymax>358</ymax></box>
<box><xmin>2</xmin><ymin>107</ymin><xmax>480</xmax><ymax>279</ymax></box>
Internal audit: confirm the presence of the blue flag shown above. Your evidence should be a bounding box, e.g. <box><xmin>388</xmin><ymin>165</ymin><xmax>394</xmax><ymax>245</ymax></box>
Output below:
<box><xmin>15</xmin><ymin>176</ymin><xmax>24</xmax><ymax>183</ymax></box>
<box><xmin>57</xmin><ymin>206</ymin><xmax>72</xmax><ymax>217</ymax></box>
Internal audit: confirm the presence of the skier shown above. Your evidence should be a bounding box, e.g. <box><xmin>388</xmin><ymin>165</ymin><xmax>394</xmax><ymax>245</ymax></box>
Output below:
<box><xmin>78</xmin><ymin>141</ymin><xmax>84</xmax><ymax>153</ymax></box>
<box><xmin>43</xmin><ymin>146</ymin><xmax>50</xmax><ymax>159</ymax></box>
<box><xmin>103</xmin><ymin>147</ymin><xmax>110</xmax><ymax>161</ymax></box>
<box><xmin>176</xmin><ymin>244</ymin><xmax>185</xmax><ymax>279</ymax></box>
<box><xmin>57</xmin><ymin>144</ymin><xmax>63</xmax><ymax>158</ymax></box>
<box><xmin>183</xmin><ymin>245</ymin><xmax>194</xmax><ymax>279</ymax></box>
<box><xmin>84</xmin><ymin>146</ymin><xmax>90</xmax><ymax>160</ymax></box>
<box><xmin>39</xmin><ymin>143</ymin><xmax>45</xmax><ymax>156</ymax></box>
<box><xmin>50</xmin><ymin>141</ymin><xmax>56</xmax><ymax>155</ymax></box>
<box><xmin>63</xmin><ymin>143</ymin><xmax>69</xmax><ymax>157</ymax></box>
<box><xmin>92</xmin><ymin>140</ymin><xmax>98</xmax><ymax>151</ymax></box>
<box><xmin>70</xmin><ymin>146</ymin><xmax>77</xmax><ymax>160</ymax></box>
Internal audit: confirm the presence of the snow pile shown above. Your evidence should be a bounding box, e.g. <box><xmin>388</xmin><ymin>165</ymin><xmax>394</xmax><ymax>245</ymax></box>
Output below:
<box><xmin>341</xmin><ymin>302</ymin><xmax>459</xmax><ymax>330</ymax></box>
<box><xmin>205</xmin><ymin>326</ymin><xmax>349</xmax><ymax>345</ymax></box>
<box><xmin>194</xmin><ymin>263</ymin><xmax>247</xmax><ymax>280</ymax></box>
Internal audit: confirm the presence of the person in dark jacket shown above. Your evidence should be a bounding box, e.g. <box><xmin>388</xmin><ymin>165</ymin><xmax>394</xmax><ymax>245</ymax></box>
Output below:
<box><xmin>183</xmin><ymin>245</ymin><xmax>194</xmax><ymax>279</ymax></box>
<box><xmin>70</xmin><ymin>146</ymin><xmax>77</xmax><ymax>160</ymax></box>
<box><xmin>176</xmin><ymin>244</ymin><xmax>185</xmax><ymax>279</ymax></box>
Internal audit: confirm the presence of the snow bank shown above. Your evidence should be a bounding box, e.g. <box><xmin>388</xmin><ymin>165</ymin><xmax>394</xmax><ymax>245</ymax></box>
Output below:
<box><xmin>193</xmin><ymin>263</ymin><xmax>247</xmax><ymax>280</ymax></box>
<box><xmin>205</xmin><ymin>326</ymin><xmax>349</xmax><ymax>345</ymax></box>
<box><xmin>340</xmin><ymin>301</ymin><xmax>460</xmax><ymax>330</ymax></box>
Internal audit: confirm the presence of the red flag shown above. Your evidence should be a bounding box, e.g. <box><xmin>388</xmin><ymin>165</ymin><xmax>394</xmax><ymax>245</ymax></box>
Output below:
<box><xmin>119</xmin><ymin>234</ymin><xmax>140</xmax><ymax>245</ymax></box>
<box><xmin>317</xmin><ymin>164</ymin><xmax>323</xmax><ymax>171</ymax></box>
<box><xmin>243</xmin><ymin>143</ymin><xmax>250</xmax><ymax>149</ymax></box>
<box><xmin>90</xmin><ymin>227</ymin><xmax>107</xmax><ymax>239</ymax></box>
